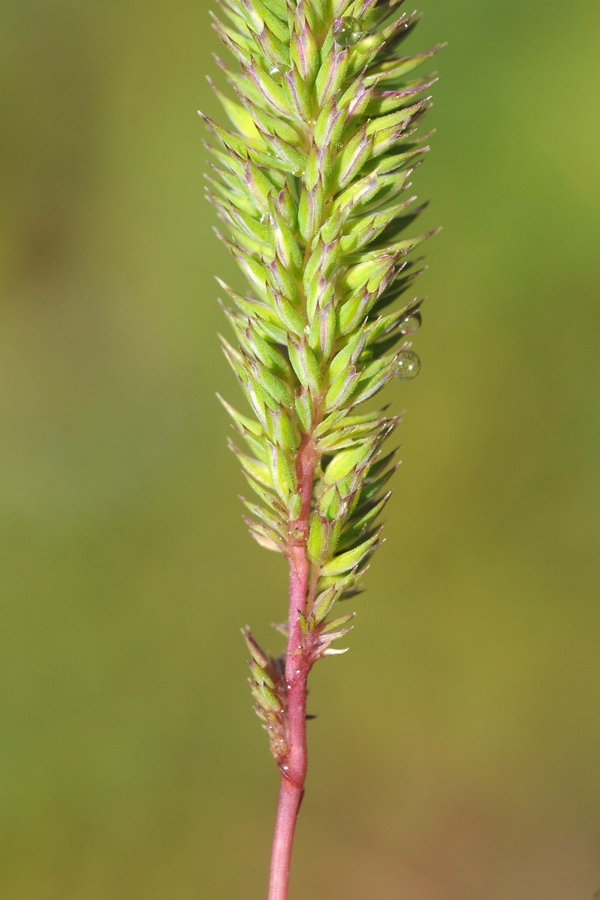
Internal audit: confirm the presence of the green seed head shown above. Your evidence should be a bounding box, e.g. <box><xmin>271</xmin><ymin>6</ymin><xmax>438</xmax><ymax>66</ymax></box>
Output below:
<box><xmin>205</xmin><ymin>0</ymin><xmax>442</xmax><ymax>696</ymax></box>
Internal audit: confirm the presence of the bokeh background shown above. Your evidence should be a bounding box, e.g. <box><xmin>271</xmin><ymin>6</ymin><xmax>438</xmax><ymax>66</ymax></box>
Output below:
<box><xmin>1</xmin><ymin>1</ymin><xmax>599</xmax><ymax>897</ymax></box>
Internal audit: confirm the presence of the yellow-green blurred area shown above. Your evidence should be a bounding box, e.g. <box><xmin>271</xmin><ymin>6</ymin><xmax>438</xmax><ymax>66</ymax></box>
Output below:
<box><xmin>1</xmin><ymin>0</ymin><xmax>599</xmax><ymax>897</ymax></box>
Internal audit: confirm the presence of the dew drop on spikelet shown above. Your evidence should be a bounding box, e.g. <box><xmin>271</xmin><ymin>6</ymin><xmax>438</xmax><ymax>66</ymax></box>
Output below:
<box><xmin>396</xmin><ymin>350</ymin><xmax>421</xmax><ymax>381</ymax></box>
<box><xmin>333</xmin><ymin>17</ymin><xmax>364</xmax><ymax>47</ymax></box>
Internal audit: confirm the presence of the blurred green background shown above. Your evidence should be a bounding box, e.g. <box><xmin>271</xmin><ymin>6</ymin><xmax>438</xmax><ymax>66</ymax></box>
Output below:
<box><xmin>1</xmin><ymin>1</ymin><xmax>599</xmax><ymax>897</ymax></box>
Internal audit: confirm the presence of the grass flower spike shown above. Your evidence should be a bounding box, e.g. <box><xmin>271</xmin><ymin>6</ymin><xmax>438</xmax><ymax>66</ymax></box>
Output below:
<box><xmin>202</xmin><ymin>0</ymin><xmax>442</xmax><ymax>895</ymax></box>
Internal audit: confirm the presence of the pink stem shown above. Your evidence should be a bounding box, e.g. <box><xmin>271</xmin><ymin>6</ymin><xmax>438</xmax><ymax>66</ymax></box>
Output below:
<box><xmin>268</xmin><ymin>437</ymin><xmax>316</xmax><ymax>900</ymax></box>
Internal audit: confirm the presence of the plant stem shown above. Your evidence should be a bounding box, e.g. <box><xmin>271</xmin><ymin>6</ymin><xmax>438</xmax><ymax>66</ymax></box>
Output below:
<box><xmin>267</xmin><ymin>674</ymin><xmax>307</xmax><ymax>900</ymax></box>
<box><xmin>268</xmin><ymin>437</ymin><xmax>317</xmax><ymax>900</ymax></box>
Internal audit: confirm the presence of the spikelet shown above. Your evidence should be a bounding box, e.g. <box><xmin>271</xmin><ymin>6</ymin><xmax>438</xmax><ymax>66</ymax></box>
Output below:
<box><xmin>204</xmin><ymin>0</ymin><xmax>441</xmax><ymax>747</ymax></box>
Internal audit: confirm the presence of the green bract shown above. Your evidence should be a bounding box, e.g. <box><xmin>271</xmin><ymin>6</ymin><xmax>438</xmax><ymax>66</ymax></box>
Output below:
<box><xmin>205</xmin><ymin>0</ymin><xmax>441</xmax><ymax>753</ymax></box>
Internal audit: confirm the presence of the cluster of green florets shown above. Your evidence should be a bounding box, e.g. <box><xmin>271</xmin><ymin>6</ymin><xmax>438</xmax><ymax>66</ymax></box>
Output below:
<box><xmin>204</xmin><ymin>0</ymin><xmax>440</xmax><ymax>745</ymax></box>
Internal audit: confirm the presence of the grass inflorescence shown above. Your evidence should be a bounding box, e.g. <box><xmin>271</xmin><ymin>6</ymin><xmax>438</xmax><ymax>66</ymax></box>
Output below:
<box><xmin>202</xmin><ymin>0</ymin><xmax>441</xmax><ymax>893</ymax></box>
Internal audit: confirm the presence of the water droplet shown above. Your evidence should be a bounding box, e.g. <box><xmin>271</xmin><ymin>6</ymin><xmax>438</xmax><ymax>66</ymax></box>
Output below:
<box><xmin>292</xmin><ymin>168</ymin><xmax>304</xmax><ymax>177</ymax></box>
<box><xmin>396</xmin><ymin>350</ymin><xmax>421</xmax><ymax>381</ymax></box>
<box><xmin>333</xmin><ymin>17</ymin><xmax>363</xmax><ymax>48</ymax></box>
<box><xmin>400</xmin><ymin>311</ymin><xmax>421</xmax><ymax>334</ymax></box>
<box><xmin>281</xmin><ymin>764</ymin><xmax>289</xmax><ymax>771</ymax></box>
<box><xmin>269</xmin><ymin>63</ymin><xmax>292</xmax><ymax>77</ymax></box>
